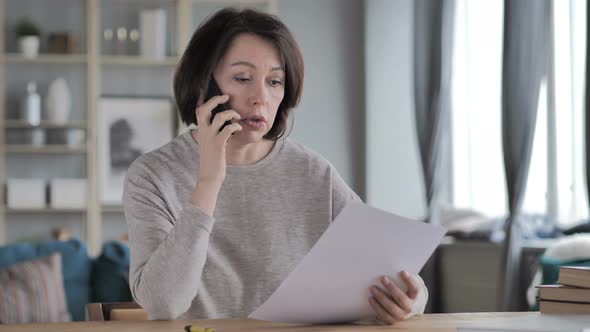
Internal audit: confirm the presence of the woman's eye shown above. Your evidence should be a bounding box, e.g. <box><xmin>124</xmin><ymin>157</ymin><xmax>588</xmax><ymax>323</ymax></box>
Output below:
<box><xmin>269</xmin><ymin>79</ymin><xmax>283</xmax><ymax>87</ymax></box>
<box><xmin>234</xmin><ymin>77</ymin><xmax>250</xmax><ymax>83</ymax></box>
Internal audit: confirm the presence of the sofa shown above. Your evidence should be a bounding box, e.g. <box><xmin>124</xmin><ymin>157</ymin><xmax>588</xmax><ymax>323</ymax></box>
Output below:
<box><xmin>0</xmin><ymin>238</ymin><xmax>132</xmax><ymax>322</ymax></box>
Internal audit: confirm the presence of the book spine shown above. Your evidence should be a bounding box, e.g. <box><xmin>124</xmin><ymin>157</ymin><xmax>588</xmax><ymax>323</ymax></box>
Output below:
<box><xmin>540</xmin><ymin>300</ymin><xmax>590</xmax><ymax>314</ymax></box>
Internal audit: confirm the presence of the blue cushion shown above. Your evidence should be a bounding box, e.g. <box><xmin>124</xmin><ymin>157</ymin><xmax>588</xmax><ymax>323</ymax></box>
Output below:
<box><xmin>0</xmin><ymin>239</ymin><xmax>91</xmax><ymax>321</ymax></box>
<box><xmin>540</xmin><ymin>255</ymin><xmax>590</xmax><ymax>284</ymax></box>
<box><xmin>91</xmin><ymin>241</ymin><xmax>132</xmax><ymax>303</ymax></box>
<box><xmin>0</xmin><ymin>243</ymin><xmax>37</xmax><ymax>269</ymax></box>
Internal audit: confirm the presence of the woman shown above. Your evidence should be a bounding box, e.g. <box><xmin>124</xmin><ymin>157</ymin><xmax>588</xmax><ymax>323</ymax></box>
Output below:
<box><xmin>124</xmin><ymin>7</ymin><xmax>427</xmax><ymax>325</ymax></box>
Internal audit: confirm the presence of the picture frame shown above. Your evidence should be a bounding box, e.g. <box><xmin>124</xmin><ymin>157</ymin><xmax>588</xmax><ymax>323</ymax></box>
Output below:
<box><xmin>98</xmin><ymin>96</ymin><xmax>176</xmax><ymax>205</ymax></box>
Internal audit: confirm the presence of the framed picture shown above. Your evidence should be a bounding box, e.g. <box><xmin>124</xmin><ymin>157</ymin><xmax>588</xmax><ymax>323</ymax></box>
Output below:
<box><xmin>98</xmin><ymin>96</ymin><xmax>176</xmax><ymax>205</ymax></box>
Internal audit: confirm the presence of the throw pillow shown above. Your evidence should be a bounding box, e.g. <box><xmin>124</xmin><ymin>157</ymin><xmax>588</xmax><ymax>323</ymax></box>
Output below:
<box><xmin>0</xmin><ymin>253</ymin><xmax>70</xmax><ymax>323</ymax></box>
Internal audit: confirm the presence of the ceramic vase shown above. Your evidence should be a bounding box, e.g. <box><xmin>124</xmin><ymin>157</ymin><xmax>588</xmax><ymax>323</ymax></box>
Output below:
<box><xmin>46</xmin><ymin>77</ymin><xmax>72</xmax><ymax>125</ymax></box>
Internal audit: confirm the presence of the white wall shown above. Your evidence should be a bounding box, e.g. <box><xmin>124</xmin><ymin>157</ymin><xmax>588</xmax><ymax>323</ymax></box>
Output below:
<box><xmin>277</xmin><ymin>0</ymin><xmax>366</xmax><ymax>198</ymax></box>
<box><xmin>365</xmin><ymin>0</ymin><xmax>426</xmax><ymax>219</ymax></box>
<box><xmin>277</xmin><ymin>0</ymin><xmax>426</xmax><ymax>218</ymax></box>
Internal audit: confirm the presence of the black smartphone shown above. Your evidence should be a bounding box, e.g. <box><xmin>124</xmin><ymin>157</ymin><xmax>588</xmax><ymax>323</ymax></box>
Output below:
<box><xmin>204</xmin><ymin>78</ymin><xmax>231</xmax><ymax>131</ymax></box>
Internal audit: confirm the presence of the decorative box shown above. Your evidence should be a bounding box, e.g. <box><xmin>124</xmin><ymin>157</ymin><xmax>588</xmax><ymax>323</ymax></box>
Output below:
<box><xmin>7</xmin><ymin>179</ymin><xmax>46</xmax><ymax>209</ymax></box>
<box><xmin>49</xmin><ymin>179</ymin><xmax>87</xmax><ymax>209</ymax></box>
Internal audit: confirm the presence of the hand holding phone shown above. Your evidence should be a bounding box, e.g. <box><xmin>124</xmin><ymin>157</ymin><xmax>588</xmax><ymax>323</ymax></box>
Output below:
<box><xmin>204</xmin><ymin>78</ymin><xmax>231</xmax><ymax>131</ymax></box>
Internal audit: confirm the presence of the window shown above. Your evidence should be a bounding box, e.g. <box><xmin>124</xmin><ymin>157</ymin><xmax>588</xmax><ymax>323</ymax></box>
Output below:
<box><xmin>451</xmin><ymin>0</ymin><xmax>587</xmax><ymax>227</ymax></box>
<box><xmin>553</xmin><ymin>0</ymin><xmax>588</xmax><ymax>225</ymax></box>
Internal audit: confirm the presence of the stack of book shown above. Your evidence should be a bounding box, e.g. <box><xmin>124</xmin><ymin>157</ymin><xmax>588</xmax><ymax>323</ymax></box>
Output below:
<box><xmin>536</xmin><ymin>266</ymin><xmax>590</xmax><ymax>314</ymax></box>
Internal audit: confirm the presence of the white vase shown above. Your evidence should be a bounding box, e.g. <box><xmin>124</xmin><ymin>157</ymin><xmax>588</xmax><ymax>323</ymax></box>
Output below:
<box><xmin>22</xmin><ymin>81</ymin><xmax>41</xmax><ymax>126</ymax></box>
<box><xmin>46</xmin><ymin>78</ymin><xmax>72</xmax><ymax>125</ymax></box>
<box><xmin>19</xmin><ymin>36</ymin><xmax>40</xmax><ymax>58</ymax></box>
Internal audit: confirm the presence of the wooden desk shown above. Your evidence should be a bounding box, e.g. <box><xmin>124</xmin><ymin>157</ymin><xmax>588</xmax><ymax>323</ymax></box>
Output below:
<box><xmin>0</xmin><ymin>312</ymin><xmax>538</xmax><ymax>332</ymax></box>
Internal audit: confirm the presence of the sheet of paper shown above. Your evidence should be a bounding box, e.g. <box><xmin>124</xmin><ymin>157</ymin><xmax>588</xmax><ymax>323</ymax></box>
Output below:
<box><xmin>248</xmin><ymin>201</ymin><xmax>446</xmax><ymax>324</ymax></box>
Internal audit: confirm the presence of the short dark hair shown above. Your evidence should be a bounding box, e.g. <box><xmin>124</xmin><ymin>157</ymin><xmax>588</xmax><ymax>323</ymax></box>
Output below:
<box><xmin>173</xmin><ymin>7</ymin><xmax>304</xmax><ymax>140</ymax></box>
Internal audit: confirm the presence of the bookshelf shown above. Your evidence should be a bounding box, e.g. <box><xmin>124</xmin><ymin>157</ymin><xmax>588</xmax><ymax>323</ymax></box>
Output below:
<box><xmin>0</xmin><ymin>0</ymin><xmax>276</xmax><ymax>255</ymax></box>
<box><xmin>4</xmin><ymin>54</ymin><xmax>88</xmax><ymax>64</ymax></box>
<box><xmin>100</xmin><ymin>55</ymin><xmax>179</xmax><ymax>66</ymax></box>
<box><xmin>4</xmin><ymin>120</ymin><xmax>87</xmax><ymax>129</ymax></box>
<box><xmin>4</xmin><ymin>145</ymin><xmax>87</xmax><ymax>154</ymax></box>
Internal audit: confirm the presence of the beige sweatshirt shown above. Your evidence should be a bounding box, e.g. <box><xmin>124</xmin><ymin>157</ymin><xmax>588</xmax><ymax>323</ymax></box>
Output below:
<box><xmin>123</xmin><ymin>130</ymin><xmax>427</xmax><ymax>320</ymax></box>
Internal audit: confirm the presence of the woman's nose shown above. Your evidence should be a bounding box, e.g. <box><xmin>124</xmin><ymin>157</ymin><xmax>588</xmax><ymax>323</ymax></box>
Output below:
<box><xmin>249</xmin><ymin>80</ymin><xmax>269</xmax><ymax>106</ymax></box>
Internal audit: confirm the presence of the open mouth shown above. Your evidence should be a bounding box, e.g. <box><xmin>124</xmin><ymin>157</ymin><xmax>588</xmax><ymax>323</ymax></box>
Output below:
<box><xmin>241</xmin><ymin>116</ymin><xmax>266</xmax><ymax>129</ymax></box>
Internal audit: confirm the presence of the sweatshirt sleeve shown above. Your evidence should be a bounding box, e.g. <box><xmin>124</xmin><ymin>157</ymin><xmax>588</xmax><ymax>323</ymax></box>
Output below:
<box><xmin>330</xmin><ymin>165</ymin><xmax>362</xmax><ymax>219</ymax></box>
<box><xmin>123</xmin><ymin>161</ymin><xmax>214</xmax><ymax>320</ymax></box>
<box><xmin>406</xmin><ymin>274</ymin><xmax>428</xmax><ymax>317</ymax></box>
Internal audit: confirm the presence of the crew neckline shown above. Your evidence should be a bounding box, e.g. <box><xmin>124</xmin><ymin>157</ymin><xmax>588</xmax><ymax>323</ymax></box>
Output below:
<box><xmin>183</xmin><ymin>129</ymin><xmax>285</xmax><ymax>172</ymax></box>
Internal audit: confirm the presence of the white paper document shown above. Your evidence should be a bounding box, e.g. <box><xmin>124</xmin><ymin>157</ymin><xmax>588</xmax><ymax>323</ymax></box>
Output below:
<box><xmin>248</xmin><ymin>201</ymin><xmax>446</xmax><ymax>324</ymax></box>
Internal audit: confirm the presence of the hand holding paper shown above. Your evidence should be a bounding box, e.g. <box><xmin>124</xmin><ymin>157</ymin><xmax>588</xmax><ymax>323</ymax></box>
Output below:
<box><xmin>368</xmin><ymin>270</ymin><xmax>423</xmax><ymax>325</ymax></box>
<box><xmin>249</xmin><ymin>201</ymin><xmax>446</xmax><ymax>324</ymax></box>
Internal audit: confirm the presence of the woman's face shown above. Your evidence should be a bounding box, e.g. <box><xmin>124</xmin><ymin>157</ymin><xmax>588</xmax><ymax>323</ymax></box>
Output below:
<box><xmin>213</xmin><ymin>33</ymin><xmax>285</xmax><ymax>143</ymax></box>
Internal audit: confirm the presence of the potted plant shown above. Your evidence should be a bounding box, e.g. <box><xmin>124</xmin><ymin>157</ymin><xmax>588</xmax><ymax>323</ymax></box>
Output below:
<box><xmin>15</xmin><ymin>18</ymin><xmax>41</xmax><ymax>58</ymax></box>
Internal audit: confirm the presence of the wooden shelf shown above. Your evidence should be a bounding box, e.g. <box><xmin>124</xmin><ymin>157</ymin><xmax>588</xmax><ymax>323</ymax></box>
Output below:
<box><xmin>193</xmin><ymin>0</ymin><xmax>273</xmax><ymax>4</ymax></box>
<box><xmin>0</xmin><ymin>0</ymin><xmax>276</xmax><ymax>255</ymax></box>
<box><xmin>102</xmin><ymin>205</ymin><xmax>124</xmax><ymax>213</ymax></box>
<box><xmin>4</xmin><ymin>145</ymin><xmax>87</xmax><ymax>154</ymax></box>
<box><xmin>4</xmin><ymin>120</ymin><xmax>87</xmax><ymax>129</ymax></box>
<box><xmin>3</xmin><ymin>53</ymin><xmax>87</xmax><ymax>64</ymax></box>
<box><xmin>100</xmin><ymin>55</ymin><xmax>179</xmax><ymax>66</ymax></box>
<box><xmin>5</xmin><ymin>208</ymin><xmax>86</xmax><ymax>214</ymax></box>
